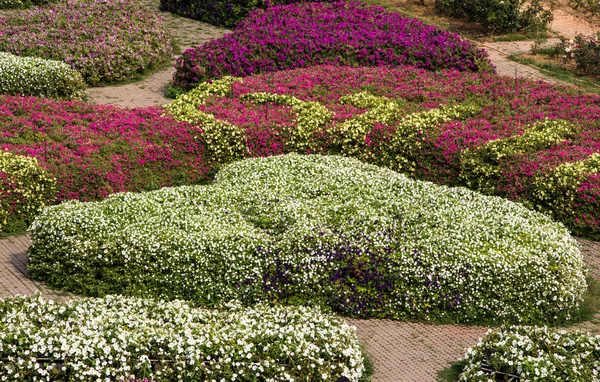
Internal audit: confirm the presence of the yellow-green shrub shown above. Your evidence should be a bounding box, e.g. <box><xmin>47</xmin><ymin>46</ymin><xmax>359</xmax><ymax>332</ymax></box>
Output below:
<box><xmin>0</xmin><ymin>151</ymin><xmax>57</xmax><ymax>233</ymax></box>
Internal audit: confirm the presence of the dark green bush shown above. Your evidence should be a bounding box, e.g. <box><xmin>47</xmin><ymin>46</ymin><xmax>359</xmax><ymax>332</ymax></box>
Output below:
<box><xmin>159</xmin><ymin>0</ymin><xmax>334</xmax><ymax>28</ymax></box>
<box><xmin>0</xmin><ymin>0</ymin><xmax>53</xmax><ymax>9</ymax></box>
<box><xmin>434</xmin><ymin>0</ymin><xmax>552</xmax><ymax>33</ymax></box>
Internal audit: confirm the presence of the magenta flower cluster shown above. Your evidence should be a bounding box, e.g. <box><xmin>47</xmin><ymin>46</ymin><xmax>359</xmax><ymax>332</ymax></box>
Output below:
<box><xmin>173</xmin><ymin>1</ymin><xmax>493</xmax><ymax>88</ymax></box>
<box><xmin>0</xmin><ymin>0</ymin><xmax>173</xmax><ymax>86</ymax></box>
<box><xmin>0</xmin><ymin>95</ymin><xmax>208</xmax><ymax>203</ymax></box>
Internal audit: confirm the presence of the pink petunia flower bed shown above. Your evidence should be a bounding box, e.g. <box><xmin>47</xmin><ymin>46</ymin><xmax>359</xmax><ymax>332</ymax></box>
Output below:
<box><xmin>0</xmin><ymin>95</ymin><xmax>209</xmax><ymax>205</ymax></box>
<box><xmin>0</xmin><ymin>0</ymin><xmax>173</xmax><ymax>86</ymax></box>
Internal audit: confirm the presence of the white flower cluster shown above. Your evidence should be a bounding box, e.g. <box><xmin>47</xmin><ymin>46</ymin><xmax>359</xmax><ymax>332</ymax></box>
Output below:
<box><xmin>459</xmin><ymin>325</ymin><xmax>600</xmax><ymax>381</ymax></box>
<box><xmin>0</xmin><ymin>293</ymin><xmax>365</xmax><ymax>381</ymax></box>
<box><xmin>0</xmin><ymin>52</ymin><xmax>87</xmax><ymax>100</ymax></box>
<box><xmin>29</xmin><ymin>154</ymin><xmax>586</xmax><ymax>323</ymax></box>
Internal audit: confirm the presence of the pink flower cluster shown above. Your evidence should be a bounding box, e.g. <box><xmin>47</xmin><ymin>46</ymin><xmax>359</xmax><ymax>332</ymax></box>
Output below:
<box><xmin>0</xmin><ymin>0</ymin><xmax>172</xmax><ymax>86</ymax></box>
<box><xmin>0</xmin><ymin>95</ymin><xmax>208</xmax><ymax>203</ymax></box>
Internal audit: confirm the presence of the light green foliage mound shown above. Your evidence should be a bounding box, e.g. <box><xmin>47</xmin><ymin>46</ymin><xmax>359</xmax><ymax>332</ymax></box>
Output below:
<box><xmin>0</xmin><ymin>151</ymin><xmax>57</xmax><ymax>233</ymax></box>
<box><xmin>0</xmin><ymin>293</ymin><xmax>365</xmax><ymax>381</ymax></box>
<box><xmin>0</xmin><ymin>52</ymin><xmax>86</xmax><ymax>100</ymax></box>
<box><xmin>29</xmin><ymin>154</ymin><xmax>586</xmax><ymax>323</ymax></box>
<box><xmin>459</xmin><ymin>325</ymin><xmax>600</xmax><ymax>381</ymax></box>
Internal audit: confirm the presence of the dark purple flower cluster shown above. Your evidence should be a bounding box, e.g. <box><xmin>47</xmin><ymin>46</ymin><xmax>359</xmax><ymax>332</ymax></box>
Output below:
<box><xmin>173</xmin><ymin>1</ymin><xmax>493</xmax><ymax>88</ymax></box>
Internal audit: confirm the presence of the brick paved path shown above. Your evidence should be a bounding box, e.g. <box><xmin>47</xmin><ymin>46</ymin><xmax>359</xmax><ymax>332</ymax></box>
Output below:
<box><xmin>2</xmin><ymin>235</ymin><xmax>600</xmax><ymax>381</ymax></box>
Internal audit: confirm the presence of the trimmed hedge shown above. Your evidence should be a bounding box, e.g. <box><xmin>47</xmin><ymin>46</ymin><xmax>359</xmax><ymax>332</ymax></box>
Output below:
<box><xmin>0</xmin><ymin>151</ymin><xmax>57</xmax><ymax>234</ymax></box>
<box><xmin>0</xmin><ymin>293</ymin><xmax>366</xmax><ymax>381</ymax></box>
<box><xmin>0</xmin><ymin>0</ymin><xmax>173</xmax><ymax>86</ymax></box>
<box><xmin>159</xmin><ymin>0</ymin><xmax>332</xmax><ymax>28</ymax></box>
<box><xmin>164</xmin><ymin>64</ymin><xmax>600</xmax><ymax>239</ymax></box>
<box><xmin>29</xmin><ymin>154</ymin><xmax>586</xmax><ymax>324</ymax></box>
<box><xmin>459</xmin><ymin>325</ymin><xmax>600</xmax><ymax>381</ymax></box>
<box><xmin>0</xmin><ymin>52</ymin><xmax>86</xmax><ymax>100</ymax></box>
<box><xmin>173</xmin><ymin>1</ymin><xmax>492</xmax><ymax>88</ymax></box>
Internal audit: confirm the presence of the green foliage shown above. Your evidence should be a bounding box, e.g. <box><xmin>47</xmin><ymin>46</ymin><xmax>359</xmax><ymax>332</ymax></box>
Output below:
<box><xmin>555</xmin><ymin>34</ymin><xmax>600</xmax><ymax>76</ymax></box>
<box><xmin>532</xmin><ymin>153</ymin><xmax>600</xmax><ymax>231</ymax></box>
<box><xmin>0</xmin><ymin>52</ymin><xmax>87</xmax><ymax>100</ymax></box>
<box><xmin>434</xmin><ymin>0</ymin><xmax>553</xmax><ymax>33</ymax></box>
<box><xmin>460</xmin><ymin>119</ymin><xmax>577</xmax><ymax>194</ymax></box>
<box><xmin>0</xmin><ymin>151</ymin><xmax>57</xmax><ymax>234</ymax></box>
<box><xmin>567</xmin><ymin>0</ymin><xmax>600</xmax><ymax>16</ymax></box>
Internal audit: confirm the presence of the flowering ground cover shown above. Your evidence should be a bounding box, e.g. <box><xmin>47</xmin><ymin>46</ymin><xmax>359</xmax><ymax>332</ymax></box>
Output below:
<box><xmin>0</xmin><ymin>52</ymin><xmax>86</xmax><ymax>100</ymax></box>
<box><xmin>0</xmin><ymin>94</ymin><xmax>210</xmax><ymax>233</ymax></box>
<box><xmin>172</xmin><ymin>2</ymin><xmax>492</xmax><ymax>89</ymax></box>
<box><xmin>0</xmin><ymin>293</ymin><xmax>366</xmax><ymax>381</ymax></box>
<box><xmin>458</xmin><ymin>325</ymin><xmax>600</xmax><ymax>381</ymax></box>
<box><xmin>29</xmin><ymin>154</ymin><xmax>586</xmax><ymax>324</ymax></box>
<box><xmin>0</xmin><ymin>0</ymin><xmax>173</xmax><ymax>86</ymax></box>
<box><xmin>165</xmin><ymin>65</ymin><xmax>600</xmax><ymax>239</ymax></box>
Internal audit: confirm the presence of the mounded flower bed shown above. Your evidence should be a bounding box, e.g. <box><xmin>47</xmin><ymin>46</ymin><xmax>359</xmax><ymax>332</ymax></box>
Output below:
<box><xmin>0</xmin><ymin>0</ymin><xmax>173</xmax><ymax>86</ymax></box>
<box><xmin>165</xmin><ymin>64</ymin><xmax>600</xmax><ymax>239</ymax></box>
<box><xmin>0</xmin><ymin>95</ymin><xmax>209</xmax><ymax>206</ymax></box>
<box><xmin>0</xmin><ymin>52</ymin><xmax>86</xmax><ymax>100</ymax></box>
<box><xmin>29</xmin><ymin>154</ymin><xmax>586</xmax><ymax>324</ymax></box>
<box><xmin>458</xmin><ymin>325</ymin><xmax>600</xmax><ymax>381</ymax></box>
<box><xmin>0</xmin><ymin>293</ymin><xmax>366</xmax><ymax>381</ymax></box>
<box><xmin>173</xmin><ymin>1</ymin><xmax>492</xmax><ymax>88</ymax></box>
<box><xmin>0</xmin><ymin>0</ymin><xmax>52</xmax><ymax>9</ymax></box>
<box><xmin>0</xmin><ymin>151</ymin><xmax>57</xmax><ymax>233</ymax></box>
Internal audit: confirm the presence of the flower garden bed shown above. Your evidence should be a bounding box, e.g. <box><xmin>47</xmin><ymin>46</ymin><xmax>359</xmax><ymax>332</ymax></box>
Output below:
<box><xmin>0</xmin><ymin>293</ymin><xmax>366</xmax><ymax>381</ymax></box>
<box><xmin>165</xmin><ymin>64</ymin><xmax>600</xmax><ymax>239</ymax></box>
<box><xmin>0</xmin><ymin>52</ymin><xmax>86</xmax><ymax>100</ymax></box>
<box><xmin>172</xmin><ymin>1</ymin><xmax>492</xmax><ymax>89</ymax></box>
<box><xmin>0</xmin><ymin>0</ymin><xmax>173</xmax><ymax>86</ymax></box>
<box><xmin>458</xmin><ymin>325</ymin><xmax>600</xmax><ymax>381</ymax></box>
<box><xmin>0</xmin><ymin>95</ymin><xmax>208</xmax><ymax>211</ymax></box>
<box><xmin>29</xmin><ymin>154</ymin><xmax>586</xmax><ymax>324</ymax></box>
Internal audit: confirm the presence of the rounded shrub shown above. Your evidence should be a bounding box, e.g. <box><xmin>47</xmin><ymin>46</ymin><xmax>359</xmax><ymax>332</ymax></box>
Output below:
<box><xmin>29</xmin><ymin>154</ymin><xmax>586</xmax><ymax>324</ymax></box>
<box><xmin>0</xmin><ymin>293</ymin><xmax>366</xmax><ymax>381</ymax></box>
<box><xmin>0</xmin><ymin>52</ymin><xmax>86</xmax><ymax>100</ymax></box>
<box><xmin>0</xmin><ymin>0</ymin><xmax>173</xmax><ymax>86</ymax></box>
<box><xmin>173</xmin><ymin>1</ymin><xmax>493</xmax><ymax>88</ymax></box>
<box><xmin>0</xmin><ymin>150</ymin><xmax>57</xmax><ymax>234</ymax></box>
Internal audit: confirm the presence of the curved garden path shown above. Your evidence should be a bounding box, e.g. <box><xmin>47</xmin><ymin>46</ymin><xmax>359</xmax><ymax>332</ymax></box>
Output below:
<box><xmin>2</xmin><ymin>2</ymin><xmax>600</xmax><ymax>382</ymax></box>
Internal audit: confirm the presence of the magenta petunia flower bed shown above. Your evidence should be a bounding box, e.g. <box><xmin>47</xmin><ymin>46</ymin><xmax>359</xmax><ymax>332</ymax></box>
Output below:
<box><xmin>0</xmin><ymin>95</ymin><xmax>209</xmax><ymax>204</ymax></box>
<box><xmin>173</xmin><ymin>1</ymin><xmax>493</xmax><ymax>88</ymax></box>
<box><xmin>0</xmin><ymin>0</ymin><xmax>173</xmax><ymax>86</ymax></box>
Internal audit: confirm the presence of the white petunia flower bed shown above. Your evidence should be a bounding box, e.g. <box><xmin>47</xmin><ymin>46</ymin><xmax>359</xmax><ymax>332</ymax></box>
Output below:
<box><xmin>0</xmin><ymin>52</ymin><xmax>86</xmax><ymax>100</ymax></box>
<box><xmin>29</xmin><ymin>154</ymin><xmax>587</xmax><ymax>323</ymax></box>
<box><xmin>0</xmin><ymin>293</ymin><xmax>365</xmax><ymax>381</ymax></box>
<box><xmin>458</xmin><ymin>325</ymin><xmax>600</xmax><ymax>381</ymax></box>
